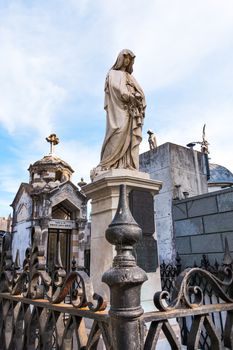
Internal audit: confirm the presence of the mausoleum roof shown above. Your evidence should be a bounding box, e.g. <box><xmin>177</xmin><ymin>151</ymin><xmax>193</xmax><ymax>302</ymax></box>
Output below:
<box><xmin>29</xmin><ymin>154</ymin><xmax>74</xmax><ymax>173</ymax></box>
<box><xmin>209</xmin><ymin>163</ymin><xmax>233</xmax><ymax>185</ymax></box>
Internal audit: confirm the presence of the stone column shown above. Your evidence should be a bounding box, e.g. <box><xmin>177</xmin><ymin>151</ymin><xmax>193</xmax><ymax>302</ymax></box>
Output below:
<box><xmin>76</xmin><ymin>218</ymin><xmax>87</xmax><ymax>266</ymax></box>
<box><xmin>82</xmin><ymin>169</ymin><xmax>162</xmax><ymax>307</ymax></box>
<box><xmin>71</xmin><ymin>228</ymin><xmax>79</xmax><ymax>263</ymax></box>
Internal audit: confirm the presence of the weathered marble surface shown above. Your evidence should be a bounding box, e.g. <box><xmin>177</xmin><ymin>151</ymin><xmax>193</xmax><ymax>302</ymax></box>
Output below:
<box><xmin>99</xmin><ymin>49</ymin><xmax>146</xmax><ymax>172</ymax></box>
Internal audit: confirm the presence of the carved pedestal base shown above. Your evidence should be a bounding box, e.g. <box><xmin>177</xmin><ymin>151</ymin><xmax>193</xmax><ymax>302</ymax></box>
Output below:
<box><xmin>83</xmin><ymin>169</ymin><xmax>162</xmax><ymax>308</ymax></box>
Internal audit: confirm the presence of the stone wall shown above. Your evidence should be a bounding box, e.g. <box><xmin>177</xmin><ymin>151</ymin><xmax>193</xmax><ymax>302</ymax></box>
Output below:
<box><xmin>12</xmin><ymin>221</ymin><xmax>31</xmax><ymax>265</ymax></box>
<box><xmin>173</xmin><ymin>187</ymin><xmax>233</xmax><ymax>268</ymax></box>
<box><xmin>139</xmin><ymin>142</ymin><xmax>208</xmax><ymax>263</ymax></box>
<box><xmin>0</xmin><ymin>216</ymin><xmax>11</xmax><ymax>232</ymax></box>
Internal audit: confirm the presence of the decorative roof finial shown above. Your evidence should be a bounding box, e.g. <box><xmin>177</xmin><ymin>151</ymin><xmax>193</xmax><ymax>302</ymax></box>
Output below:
<box><xmin>46</xmin><ymin>134</ymin><xmax>59</xmax><ymax>155</ymax></box>
<box><xmin>201</xmin><ymin>124</ymin><xmax>209</xmax><ymax>154</ymax></box>
<box><xmin>186</xmin><ymin>124</ymin><xmax>210</xmax><ymax>154</ymax></box>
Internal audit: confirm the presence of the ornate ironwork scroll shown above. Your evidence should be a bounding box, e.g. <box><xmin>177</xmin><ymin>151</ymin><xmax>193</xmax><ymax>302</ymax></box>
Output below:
<box><xmin>0</xmin><ymin>223</ymin><xmax>108</xmax><ymax>349</ymax></box>
<box><xmin>143</xmin><ymin>248</ymin><xmax>233</xmax><ymax>350</ymax></box>
<box><xmin>154</xmin><ymin>266</ymin><xmax>233</xmax><ymax>312</ymax></box>
<box><xmin>0</xmin><ymin>229</ymin><xmax>106</xmax><ymax>312</ymax></box>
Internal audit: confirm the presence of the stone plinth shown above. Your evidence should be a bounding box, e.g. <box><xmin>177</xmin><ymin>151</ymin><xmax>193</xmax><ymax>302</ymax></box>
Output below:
<box><xmin>82</xmin><ymin>169</ymin><xmax>162</xmax><ymax>307</ymax></box>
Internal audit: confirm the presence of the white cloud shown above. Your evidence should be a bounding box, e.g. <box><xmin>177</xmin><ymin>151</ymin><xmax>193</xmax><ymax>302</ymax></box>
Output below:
<box><xmin>140</xmin><ymin>100</ymin><xmax>233</xmax><ymax>173</ymax></box>
<box><xmin>97</xmin><ymin>0</ymin><xmax>233</xmax><ymax>91</ymax></box>
<box><xmin>58</xmin><ymin>140</ymin><xmax>101</xmax><ymax>184</ymax></box>
<box><xmin>0</xmin><ymin>0</ymin><xmax>233</xmax><ymax>216</ymax></box>
<box><xmin>0</xmin><ymin>165</ymin><xmax>21</xmax><ymax>194</ymax></box>
<box><xmin>0</xmin><ymin>8</ymin><xmax>67</xmax><ymax>134</ymax></box>
<box><xmin>1</xmin><ymin>0</ymin><xmax>233</xmax><ymax>134</ymax></box>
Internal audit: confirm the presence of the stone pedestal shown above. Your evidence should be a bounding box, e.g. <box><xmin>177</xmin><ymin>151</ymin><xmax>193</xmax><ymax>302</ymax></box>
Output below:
<box><xmin>82</xmin><ymin>169</ymin><xmax>162</xmax><ymax>308</ymax></box>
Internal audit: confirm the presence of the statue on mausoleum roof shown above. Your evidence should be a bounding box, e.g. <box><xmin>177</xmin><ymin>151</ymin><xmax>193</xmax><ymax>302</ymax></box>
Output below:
<box><xmin>147</xmin><ymin>129</ymin><xmax>157</xmax><ymax>150</ymax></box>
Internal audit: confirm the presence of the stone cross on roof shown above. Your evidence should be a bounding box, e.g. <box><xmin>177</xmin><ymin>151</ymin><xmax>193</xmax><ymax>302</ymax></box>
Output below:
<box><xmin>46</xmin><ymin>134</ymin><xmax>59</xmax><ymax>155</ymax></box>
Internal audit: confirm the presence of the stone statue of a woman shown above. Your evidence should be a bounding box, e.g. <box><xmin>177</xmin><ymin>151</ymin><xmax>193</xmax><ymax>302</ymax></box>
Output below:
<box><xmin>99</xmin><ymin>49</ymin><xmax>146</xmax><ymax>171</ymax></box>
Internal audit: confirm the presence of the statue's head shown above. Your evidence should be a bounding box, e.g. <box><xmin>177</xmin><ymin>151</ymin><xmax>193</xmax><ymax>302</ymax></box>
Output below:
<box><xmin>112</xmin><ymin>49</ymin><xmax>135</xmax><ymax>74</ymax></box>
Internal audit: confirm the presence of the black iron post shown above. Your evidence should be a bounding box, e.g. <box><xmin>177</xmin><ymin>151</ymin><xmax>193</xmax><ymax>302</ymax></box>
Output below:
<box><xmin>102</xmin><ymin>184</ymin><xmax>148</xmax><ymax>350</ymax></box>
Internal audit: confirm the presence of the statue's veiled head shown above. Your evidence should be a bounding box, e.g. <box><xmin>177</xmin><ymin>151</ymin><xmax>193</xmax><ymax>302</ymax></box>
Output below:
<box><xmin>111</xmin><ymin>49</ymin><xmax>135</xmax><ymax>74</ymax></box>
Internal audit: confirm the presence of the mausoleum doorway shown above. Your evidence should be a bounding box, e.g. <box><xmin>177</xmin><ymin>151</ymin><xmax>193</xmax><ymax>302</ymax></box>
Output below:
<box><xmin>46</xmin><ymin>199</ymin><xmax>78</xmax><ymax>272</ymax></box>
<box><xmin>47</xmin><ymin>228</ymin><xmax>71</xmax><ymax>272</ymax></box>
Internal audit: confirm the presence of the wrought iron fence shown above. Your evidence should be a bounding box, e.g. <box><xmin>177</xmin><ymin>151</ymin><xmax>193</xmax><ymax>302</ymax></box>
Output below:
<box><xmin>1</xmin><ymin>184</ymin><xmax>233</xmax><ymax>349</ymax></box>
<box><xmin>0</xmin><ymin>229</ymin><xmax>109</xmax><ymax>349</ymax></box>
<box><xmin>160</xmin><ymin>252</ymin><xmax>182</xmax><ymax>292</ymax></box>
<box><xmin>160</xmin><ymin>240</ymin><xmax>233</xmax><ymax>349</ymax></box>
<box><xmin>144</xmin><ymin>263</ymin><xmax>233</xmax><ymax>349</ymax></box>
<box><xmin>160</xmin><ymin>250</ymin><xmax>230</xmax><ymax>294</ymax></box>
<box><xmin>160</xmin><ymin>253</ymin><xmax>223</xmax><ymax>294</ymax></box>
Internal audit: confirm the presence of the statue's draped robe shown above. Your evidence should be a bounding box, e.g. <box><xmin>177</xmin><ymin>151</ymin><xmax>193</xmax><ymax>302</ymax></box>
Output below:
<box><xmin>100</xmin><ymin>69</ymin><xmax>146</xmax><ymax>170</ymax></box>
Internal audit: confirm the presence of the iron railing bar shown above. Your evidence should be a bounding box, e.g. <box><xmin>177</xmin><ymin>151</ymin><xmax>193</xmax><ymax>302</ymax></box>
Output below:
<box><xmin>143</xmin><ymin>303</ymin><xmax>233</xmax><ymax>322</ymax></box>
<box><xmin>0</xmin><ymin>294</ymin><xmax>109</xmax><ymax>322</ymax></box>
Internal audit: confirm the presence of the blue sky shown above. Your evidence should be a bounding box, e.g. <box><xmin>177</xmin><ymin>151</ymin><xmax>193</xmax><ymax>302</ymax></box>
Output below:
<box><xmin>1</xmin><ymin>0</ymin><xmax>233</xmax><ymax>216</ymax></box>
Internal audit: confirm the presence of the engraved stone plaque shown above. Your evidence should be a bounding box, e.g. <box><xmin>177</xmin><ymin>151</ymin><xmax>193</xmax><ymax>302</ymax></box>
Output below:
<box><xmin>129</xmin><ymin>190</ymin><xmax>158</xmax><ymax>272</ymax></box>
<box><xmin>134</xmin><ymin>236</ymin><xmax>158</xmax><ymax>273</ymax></box>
